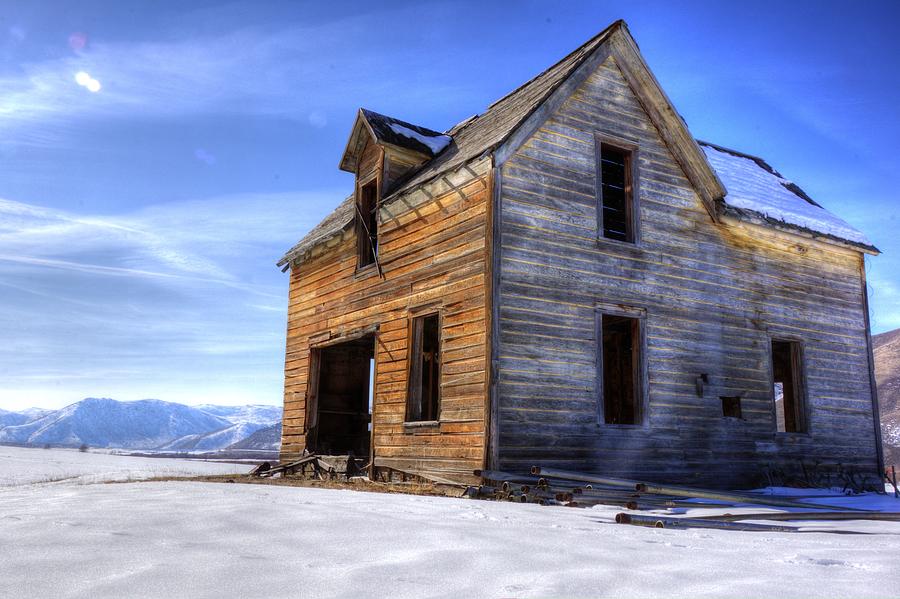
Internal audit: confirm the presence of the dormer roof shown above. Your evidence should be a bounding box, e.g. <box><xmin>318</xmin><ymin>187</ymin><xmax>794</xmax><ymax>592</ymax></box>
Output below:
<box><xmin>339</xmin><ymin>108</ymin><xmax>452</xmax><ymax>173</ymax></box>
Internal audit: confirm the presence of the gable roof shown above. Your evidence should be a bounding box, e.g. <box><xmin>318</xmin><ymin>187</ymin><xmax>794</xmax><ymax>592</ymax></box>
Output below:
<box><xmin>383</xmin><ymin>20</ymin><xmax>625</xmax><ymax>200</ymax></box>
<box><xmin>702</xmin><ymin>142</ymin><xmax>877</xmax><ymax>252</ymax></box>
<box><xmin>279</xmin><ymin>20</ymin><xmax>874</xmax><ymax>269</ymax></box>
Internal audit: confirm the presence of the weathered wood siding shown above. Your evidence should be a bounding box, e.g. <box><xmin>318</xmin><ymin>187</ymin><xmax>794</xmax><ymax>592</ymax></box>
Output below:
<box><xmin>495</xmin><ymin>56</ymin><xmax>878</xmax><ymax>487</ymax></box>
<box><xmin>282</xmin><ymin>156</ymin><xmax>492</xmax><ymax>480</ymax></box>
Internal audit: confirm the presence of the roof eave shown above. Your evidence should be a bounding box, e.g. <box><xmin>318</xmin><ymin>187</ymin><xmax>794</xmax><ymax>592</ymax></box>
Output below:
<box><xmin>719</xmin><ymin>205</ymin><xmax>880</xmax><ymax>256</ymax></box>
<box><xmin>276</xmin><ymin>219</ymin><xmax>355</xmax><ymax>271</ymax></box>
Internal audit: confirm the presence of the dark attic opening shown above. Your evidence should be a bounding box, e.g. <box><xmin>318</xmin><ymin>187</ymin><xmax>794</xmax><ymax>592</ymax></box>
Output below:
<box><xmin>407</xmin><ymin>313</ymin><xmax>441</xmax><ymax>422</ymax></box>
<box><xmin>356</xmin><ymin>180</ymin><xmax>378</xmax><ymax>268</ymax></box>
<box><xmin>771</xmin><ymin>339</ymin><xmax>807</xmax><ymax>433</ymax></box>
<box><xmin>305</xmin><ymin>335</ymin><xmax>375</xmax><ymax>457</ymax></box>
<box><xmin>601</xmin><ymin>314</ymin><xmax>641</xmax><ymax>425</ymax></box>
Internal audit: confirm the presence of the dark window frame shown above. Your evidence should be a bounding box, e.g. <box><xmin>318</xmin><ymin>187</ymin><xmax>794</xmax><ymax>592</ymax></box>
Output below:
<box><xmin>595</xmin><ymin>133</ymin><xmax>640</xmax><ymax>245</ymax></box>
<box><xmin>595</xmin><ymin>302</ymin><xmax>647</xmax><ymax>427</ymax></box>
<box><xmin>768</xmin><ymin>336</ymin><xmax>809</xmax><ymax>434</ymax></box>
<box><xmin>355</xmin><ymin>175</ymin><xmax>379</xmax><ymax>271</ymax></box>
<box><xmin>405</xmin><ymin>310</ymin><xmax>442</xmax><ymax>425</ymax></box>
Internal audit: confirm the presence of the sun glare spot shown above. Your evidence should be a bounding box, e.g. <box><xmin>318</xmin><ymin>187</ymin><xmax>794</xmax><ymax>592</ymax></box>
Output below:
<box><xmin>74</xmin><ymin>71</ymin><xmax>102</xmax><ymax>93</ymax></box>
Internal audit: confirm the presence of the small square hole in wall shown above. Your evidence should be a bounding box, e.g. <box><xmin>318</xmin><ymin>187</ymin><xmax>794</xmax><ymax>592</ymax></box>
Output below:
<box><xmin>721</xmin><ymin>396</ymin><xmax>742</xmax><ymax>419</ymax></box>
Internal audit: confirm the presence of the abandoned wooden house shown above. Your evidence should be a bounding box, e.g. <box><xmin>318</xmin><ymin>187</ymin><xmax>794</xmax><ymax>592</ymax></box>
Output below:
<box><xmin>277</xmin><ymin>20</ymin><xmax>883</xmax><ymax>488</ymax></box>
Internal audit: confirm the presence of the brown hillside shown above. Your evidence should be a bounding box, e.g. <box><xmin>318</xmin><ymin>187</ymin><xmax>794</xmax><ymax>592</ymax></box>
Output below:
<box><xmin>874</xmin><ymin>328</ymin><xmax>900</xmax><ymax>467</ymax></box>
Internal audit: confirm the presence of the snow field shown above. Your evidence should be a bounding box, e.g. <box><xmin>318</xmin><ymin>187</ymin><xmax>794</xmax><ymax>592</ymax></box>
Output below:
<box><xmin>0</xmin><ymin>445</ymin><xmax>252</xmax><ymax>486</ymax></box>
<box><xmin>2</xmin><ymin>446</ymin><xmax>899</xmax><ymax>598</ymax></box>
<box><xmin>1</xmin><ymin>479</ymin><xmax>899</xmax><ymax>598</ymax></box>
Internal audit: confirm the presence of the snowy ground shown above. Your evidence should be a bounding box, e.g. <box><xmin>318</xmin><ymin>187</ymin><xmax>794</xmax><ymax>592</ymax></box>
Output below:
<box><xmin>1</xmin><ymin>447</ymin><xmax>899</xmax><ymax>598</ymax></box>
<box><xmin>0</xmin><ymin>445</ymin><xmax>252</xmax><ymax>486</ymax></box>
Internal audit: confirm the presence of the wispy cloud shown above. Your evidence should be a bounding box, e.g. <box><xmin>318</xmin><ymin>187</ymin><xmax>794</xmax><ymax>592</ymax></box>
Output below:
<box><xmin>0</xmin><ymin>189</ymin><xmax>340</xmax><ymax>410</ymax></box>
<box><xmin>0</xmin><ymin>9</ymin><xmax>474</xmax><ymax>148</ymax></box>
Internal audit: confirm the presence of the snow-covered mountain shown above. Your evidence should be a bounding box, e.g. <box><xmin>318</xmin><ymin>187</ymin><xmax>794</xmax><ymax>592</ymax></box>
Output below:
<box><xmin>193</xmin><ymin>404</ymin><xmax>282</xmax><ymax>426</ymax></box>
<box><xmin>0</xmin><ymin>408</ymin><xmax>31</xmax><ymax>428</ymax></box>
<box><xmin>156</xmin><ymin>422</ymin><xmax>267</xmax><ymax>451</ymax></box>
<box><xmin>227</xmin><ymin>422</ymin><xmax>282</xmax><ymax>450</ymax></box>
<box><xmin>0</xmin><ymin>398</ymin><xmax>281</xmax><ymax>451</ymax></box>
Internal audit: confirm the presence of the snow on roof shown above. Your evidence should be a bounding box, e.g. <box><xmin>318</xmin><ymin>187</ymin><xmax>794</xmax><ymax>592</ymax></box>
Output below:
<box><xmin>701</xmin><ymin>142</ymin><xmax>873</xmax><ymax>249</ymax></box>
<box><xmin>388</xmin><ymin>122</ymin><xmax>451</xmax><ymax>155</ymax></box>
<box><xmin>360</xmin><ymin>109</ymin><xmax>451</xmax><ymax>158</ymax></box>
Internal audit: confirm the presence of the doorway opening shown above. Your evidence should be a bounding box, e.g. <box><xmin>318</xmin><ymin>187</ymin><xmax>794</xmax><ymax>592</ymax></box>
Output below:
<box><xmin>306</xmin><ymin>334</ymin><xmax>375</xmax><ymax>458</ymax></box>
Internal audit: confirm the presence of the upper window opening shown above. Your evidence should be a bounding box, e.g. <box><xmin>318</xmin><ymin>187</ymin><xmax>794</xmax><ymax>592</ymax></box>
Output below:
<box><xmin>356</xmin><ymin>180</ymin><xmax>378</xmax><ymax>268</ymax></box>
<box><xmin>599</xmin><ymin>312</ymin><xmax>642</xmax><ymax>425</ymax></box>
<box><xmin>597</xmin><ymin>140</ymin><xmax>635</xmax><ymax>243</ymax></box>
<box><xmin>771</xmin><ymin>339</ymin><xmax>806</xmax><ymax>433</ymax></box>
<box><xmin>407</xmin><ymin>313</ymin><xmax>440</xmax><ymax>422</ymax></box>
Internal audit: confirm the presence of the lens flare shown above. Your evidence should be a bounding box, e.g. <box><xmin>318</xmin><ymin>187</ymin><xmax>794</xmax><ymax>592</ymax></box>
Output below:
<box><xmin>74</xmin><ymin>71</ymin><xmax>101</xmax><ymax>93</ymax></box>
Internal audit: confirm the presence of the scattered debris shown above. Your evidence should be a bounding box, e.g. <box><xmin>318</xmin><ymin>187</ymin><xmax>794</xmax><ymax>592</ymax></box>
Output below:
<box><xmin>252</xmin><ymin>454</ymin><xmax>365</xmax><ymax>480</ymax></box>
<box><xmin>468</xmin><ymin>466</ymin><xmax>900</xmax><ymax>534</ymax></box>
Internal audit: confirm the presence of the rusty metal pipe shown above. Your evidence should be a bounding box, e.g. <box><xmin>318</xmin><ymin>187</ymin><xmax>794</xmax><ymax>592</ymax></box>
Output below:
<box><xmin>563</xmin><ymin>497</ymin><xmax>636</xmax><ymax>508</ymax></box>
<box><xmin>531</xmin><ymin>467</ymin><xmax>641</xmax><ymax>489</ymax></box>
<box><xmin>616</xmin><ymin>513</ymin><xmax>800</xmax><ymax>532</ymax></box>
<box><xmin>634</xmin><ymin>483</ymin><xmax>864</xmax><ymax>511</ymax></box>
<box><xmin>475</xmin><ymin>470</ymin><xmax>543</xmax><ymax>486</ymax></box>
<box><xmin>573</xmin><ymin>489</ymin><xmax>644</xmax><ymax>498</ymax></box>
<box><xmin>700</xmin><ymin>511</ymin><xmax>900</xmax><ymax>522</ymax></box>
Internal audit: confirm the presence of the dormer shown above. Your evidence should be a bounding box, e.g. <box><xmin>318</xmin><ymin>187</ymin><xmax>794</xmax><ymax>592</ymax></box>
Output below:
<box><xmin>339</xmin><ymin>108</ymin><xmax>452</xmax><ymax>271</ymax></box>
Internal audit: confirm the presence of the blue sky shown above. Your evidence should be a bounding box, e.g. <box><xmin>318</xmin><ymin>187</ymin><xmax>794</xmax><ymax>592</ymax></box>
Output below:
<box><xmin>1</xmin><ymin>0</ymin><xmax>897</xmax><ymax>411</ymax></box>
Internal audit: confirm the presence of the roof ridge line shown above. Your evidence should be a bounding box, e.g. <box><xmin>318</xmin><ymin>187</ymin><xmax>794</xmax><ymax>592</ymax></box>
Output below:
<box><xmin>485</xmin><ymin>20</ymin><xmax>625</xmax><ymax>112</ymax></box>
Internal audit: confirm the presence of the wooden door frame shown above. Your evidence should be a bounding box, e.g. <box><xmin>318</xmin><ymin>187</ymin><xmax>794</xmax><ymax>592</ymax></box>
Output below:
<box><xmin>305</xmin><ymin>328</ymin><xmax>378</xmax><ymax>463</ymax></box>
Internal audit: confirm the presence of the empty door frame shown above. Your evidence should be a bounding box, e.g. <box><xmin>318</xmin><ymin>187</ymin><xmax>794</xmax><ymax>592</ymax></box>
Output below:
<box><xmin>304</xmin><ymin>327</ymin><xmax>378</xmax><ymax>458</ymax></box>
<box><xmin>594</xmin><ymin>301</ymin><xmax>648</xmax><ymax>427</ymax></box>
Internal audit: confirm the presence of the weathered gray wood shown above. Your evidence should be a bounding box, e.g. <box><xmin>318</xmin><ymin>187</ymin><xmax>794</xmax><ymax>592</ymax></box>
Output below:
<box><xmin>493</xmin><ymin>53</ymin><xmax>878</xmax><ymax>488</ymax></box>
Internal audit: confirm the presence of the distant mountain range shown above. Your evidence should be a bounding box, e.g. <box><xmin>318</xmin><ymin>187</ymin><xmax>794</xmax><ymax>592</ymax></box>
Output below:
<box><xmin>0</xmin><ymin>398</ymin><xmax>281</xmax><ymax>452</ymax></box>
<box><xmin>1</xmin><ymin>341</ymin><xmax>892</xmax><ymax>463</ymax></box>
<box><xmin>875</xmin><ymin>329</ymin><xmax>900</xmax><ymax>467</ymax></box>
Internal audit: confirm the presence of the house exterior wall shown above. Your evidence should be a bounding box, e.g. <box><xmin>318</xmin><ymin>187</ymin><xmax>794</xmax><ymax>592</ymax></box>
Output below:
<box><xmin>281</xmin><ymin>157</ymin><xmax>492</xmax><ymax>481</ymax></box>
<box><xmin>494</xmin><ymin>56</ymin><xmax>879</xmax><ymax>488</ymax></box>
